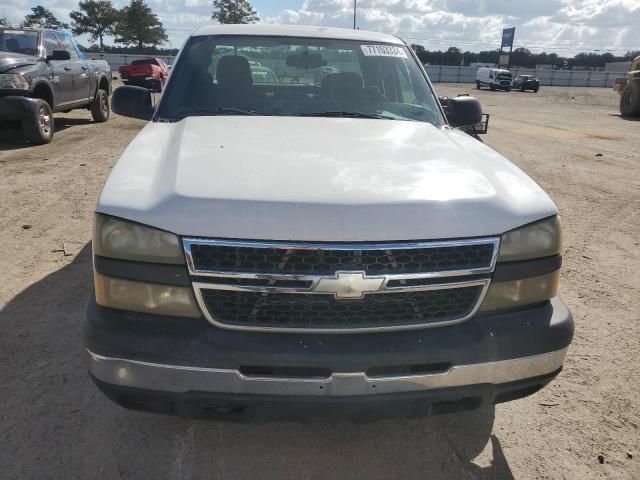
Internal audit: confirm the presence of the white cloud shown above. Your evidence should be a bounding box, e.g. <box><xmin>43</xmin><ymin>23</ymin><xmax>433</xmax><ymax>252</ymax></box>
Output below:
<box><xmin>267</xmin><ymin>0</ymin><xmax>639</xmax><ymax>55</ymax></box>
<box><xmin>2</xmin><ymin>0</ymin><xmax>637</xmax><ymax>55</ymax></box>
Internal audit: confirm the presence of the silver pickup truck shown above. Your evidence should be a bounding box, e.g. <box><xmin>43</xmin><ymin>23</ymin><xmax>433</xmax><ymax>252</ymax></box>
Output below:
<box><xmin>0</xmin><ymin>27</ymin><xmax>111</xmax><ymax>144</ymax></box>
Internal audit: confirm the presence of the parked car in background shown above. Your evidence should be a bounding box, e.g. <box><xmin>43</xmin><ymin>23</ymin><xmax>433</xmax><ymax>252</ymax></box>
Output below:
<box><xmin>119</xmin><ymin>57</ymin><xmax>169</xmax><ymax>92</ymax></box>
<box><xmin>513</xmin><ymin>75</ymin><xmax>540</xmax><ymax>93</ymax></box>
<box><xmin>250</xmin><ymin>65</ymin><xmax>278</xmax><ymax>84</ymax></box>
<box><xmin>0</xmin><ymin>27</ymin><xmax>111</xmax><ymax>144</ymax></box>
<box><xmin>476</xmin><ymin>67</ymin><xmax>512</xmax><ymax>91</ymax></box>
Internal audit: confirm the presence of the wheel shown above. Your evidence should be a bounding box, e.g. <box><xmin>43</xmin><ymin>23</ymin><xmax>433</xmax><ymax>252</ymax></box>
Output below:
<box><xmin>23</xmin><ymin>100</ymin><xmax>53</xmax><ymax>145</ymax></box>
<box><xmin>620</xmin><ymin>82</ymin><xmax>640</xmax><ymax>117</ymax></box>
<box><xmin>520</xmin><ymin>85</ymin><xmax>525</xmax><ymax>92</ymax></box>
<box><xmin>91</xmin><ymin>89</ymin><xmax>110</xmax><ymax>123</ymax></box>
<box><xmin>490</xmin><ymin>85</ymin><xmax>496</xmax><ymax>91</ymax></box>
<box><xmin>506</xmin><ymin>88</ymin><xmax>512</xmax><ymax>92</ymax></box>
<box><xmin>534</xmin><ymin>88</ymin><xmax>539</xmax><ymax>93</ymax></box>
<box><xmin>476</xmin><ymin>81</ymin><xmax>481</xmax><ymax>90</ymax></box>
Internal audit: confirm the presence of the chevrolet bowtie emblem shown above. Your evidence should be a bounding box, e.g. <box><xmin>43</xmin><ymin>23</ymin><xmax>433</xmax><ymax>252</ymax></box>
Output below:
<box><xmin>313</xmin><ymin>271</ymin><xmax>385</xmax><ymax>299</ymax></box>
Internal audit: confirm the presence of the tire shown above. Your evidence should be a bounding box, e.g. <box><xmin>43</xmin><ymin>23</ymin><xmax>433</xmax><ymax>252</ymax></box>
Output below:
<box><xmin>620</xmin><ymin>82</ymin><xmax>640</xmax><ymax>117</ymax></box>
<box><xmin>490</xmin><ymin>85</ymin><xmax>496</xmax><ymax>91</ymax></box>
<box><xmin>91</xmin><ymin>89</ymin><xmax>110</xmax><ymax>123</ymax></box>
<box><xmin>476</xmin><ymin>81</ymin><xmax>481</xmax><ymax>90</ymax></box>
<box><xmin>506</xmin><ymin>87</ymin><xmax>512</xmax><ymax>92</ymax></box>
<box><xmin>534</xmin><ymin>88</ymin><xmax>539</xmax><ymax>93</ymax></box>
<box><xmin>520</xmin><ymin>85</ymin><xmax>525</xmax><ymax>92</ymax></box>
<box><xmin>23</xmin><ymin>100</ymin><xmax>54</xmax><ymax>145</ymax></box>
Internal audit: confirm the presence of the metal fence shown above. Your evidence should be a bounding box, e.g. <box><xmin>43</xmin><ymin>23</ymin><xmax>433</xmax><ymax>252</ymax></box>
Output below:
<box><xmin>84</xmin><ymin>52</ymin><xmax>175</xmax><ymax>72</ymax></box>
<box><xmin>89</xmin><ymin>52</ymin><xmax>620</xmax><ymax>88</ymax></box>
<box><xmin>424</xmin><ymin>65</ymin><xmax>619</xmax><ymax>88</ymax></box>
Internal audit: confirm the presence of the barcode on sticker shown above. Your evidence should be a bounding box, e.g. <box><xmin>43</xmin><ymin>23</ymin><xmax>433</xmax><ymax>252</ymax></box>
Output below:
<box><xmin>361</xmin><ymin>45</ymin><xmax>407</xmax><ymax>58</ymax></box>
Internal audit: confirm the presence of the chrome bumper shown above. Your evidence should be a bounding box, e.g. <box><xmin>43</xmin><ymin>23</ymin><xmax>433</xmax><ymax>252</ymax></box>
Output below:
<box><xmin>88</xmin><ymin>348</ymin><xmax>567</xmax><ymax>397</ymax></box>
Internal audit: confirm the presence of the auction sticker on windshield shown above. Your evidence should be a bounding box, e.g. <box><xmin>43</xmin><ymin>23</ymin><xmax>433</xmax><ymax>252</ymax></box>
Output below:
<box><xmin>361</xmin><ymin>45</ymin><xmax>407</xmax><ymax>58</ymax></box>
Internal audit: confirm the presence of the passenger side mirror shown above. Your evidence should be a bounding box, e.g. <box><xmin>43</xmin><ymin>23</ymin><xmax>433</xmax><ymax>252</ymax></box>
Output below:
<box><xmin>112</xmin><ymin>86</ymin><xmax>154</xmax><ymax>121</ymax></box>
<box><xmin>441</xmin><ymin>95</ymin><xmax>483</xmax><ymax>128</ymax></box>
<box><xmin>47</xmin><ymin>50</ymin><xmax>71</xmax><ymax>61</ymax></box>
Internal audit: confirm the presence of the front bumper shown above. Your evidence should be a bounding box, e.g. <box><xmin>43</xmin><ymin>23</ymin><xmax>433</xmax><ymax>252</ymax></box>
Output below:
<box><xmin>0</xmin><ymin>95</ymin><xmax>39</xmax><ymax>121</ymax></box>
<box><xmin>85</xmin><ymin>297</ymin><xmax>573</xmax><ymax>418</ymax></box>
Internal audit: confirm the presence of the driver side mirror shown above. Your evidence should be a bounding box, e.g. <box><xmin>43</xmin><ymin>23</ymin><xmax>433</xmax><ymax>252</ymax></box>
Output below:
<box><xmin>47</xmin><ymin>50</ymin><xmax>71</xmax><ymax>61</ymax></box>
<box><xmin>112</xmin><ymin>86</ymin><xmax>154</xmax><ymax>121</ymax></box>
<box><xmin>441</xmin><ymin>95</ymin><xmax>483</xmax><ymax>128</ymax></box>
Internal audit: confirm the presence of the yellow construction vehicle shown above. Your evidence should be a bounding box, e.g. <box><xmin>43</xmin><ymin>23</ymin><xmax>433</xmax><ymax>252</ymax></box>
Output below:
<box><xmin>614</xmin><ymin>55</ymin><xmax>640</xmax><ymax>117</ymax></box>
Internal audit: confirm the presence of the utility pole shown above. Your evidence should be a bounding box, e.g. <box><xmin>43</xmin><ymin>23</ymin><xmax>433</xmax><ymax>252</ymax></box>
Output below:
<box><xmin>353</xmin><ymin>0</ymin><xmax>357</xmax><ymax>29</ymax></box>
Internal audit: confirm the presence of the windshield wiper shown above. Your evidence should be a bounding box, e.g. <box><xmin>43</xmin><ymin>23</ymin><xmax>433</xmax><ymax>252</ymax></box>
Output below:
<box><xmin>296</xmin><ymin>111</ymin><xmax>394</xmax><ymax>120</ymax></box>
<box><xmin>174</xmin><ymin>107</ymin><xmax>265</xmax><ymax>119</ymax></box>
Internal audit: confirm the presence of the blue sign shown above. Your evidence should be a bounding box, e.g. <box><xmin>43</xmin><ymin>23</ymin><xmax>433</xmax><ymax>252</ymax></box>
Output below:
<box><xmin>501</xmin><ymin>27</ymin><xmax>516</xmax><ymax>50</ymax></box>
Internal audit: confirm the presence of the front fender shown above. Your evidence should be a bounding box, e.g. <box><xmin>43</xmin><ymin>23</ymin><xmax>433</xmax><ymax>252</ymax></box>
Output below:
<box><xmin>0</xmin><ymin>95</ymin><xmax>41</xmax><ymax>121</ymax></box>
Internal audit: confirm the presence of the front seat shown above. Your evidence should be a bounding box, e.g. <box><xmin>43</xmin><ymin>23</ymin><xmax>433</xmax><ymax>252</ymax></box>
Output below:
<box><xmin>321</xmin><ymin>72</ymin><xmax>364</xmax><ymax>100</ymax></box>
<box><xmin>216</xmin><ymin>55</ymin><xmax>254</xmax><ymax>106</ymax></box>
<box><xmin>6</xmin><ymin>38</ymin><xmax>20</xmax><ymax>53</ymax></box>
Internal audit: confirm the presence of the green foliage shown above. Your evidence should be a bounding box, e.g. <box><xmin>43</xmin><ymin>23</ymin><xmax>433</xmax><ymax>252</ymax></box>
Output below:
<box><xmin>21</xmin><ymin>6</ymin><xmax>69</xmax><ymax>29</ymax></box>
<box><xmin>0</xmin><ymin>17</ymin><xmax>11</xmax><ymax>26</ymax></box>
<box><xmin>411</xmin><ymin>43</ymin><xmax>639</xmax><ymax>69</ymax></box>
<box><xmin>114</xmin><ymin>0</ymin><xmax>167</xmax><ymax>49</ymax></box>
<box><xmin>70</xmin><ymin>0</ymin><xmax>119</xmax><ymax>51</ymax></box>
<box><xmin>212</xmin><ymin>0</ymin><xmax>259</xmax><ymax>24</ymax></box>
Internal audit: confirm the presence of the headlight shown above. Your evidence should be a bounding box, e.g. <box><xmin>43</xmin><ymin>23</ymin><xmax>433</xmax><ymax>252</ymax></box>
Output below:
<box><xmin>93</xmin><ymin>214</ymin><xmax>200</xmax><ymax>317</ymax></box>
<box><xmin>497</xmin><ymin>216</ymin><xmax>561</xmax><ymax>262</ymax></box>
<box><xmin>94</xmin><ymin>273</ymin><xmax>200</xmax><ymax>318</ymax></box>
<box><xmin>479</xmin><ymin>271</ymin><xmax>559</xmax><ymax>312</ymax></box>
<box><xmin>0</xmin><ymin>74</ymin><xmax>29</xmax><ymax>90</ymax></box>
<box><xmin>481</xmin><ymin>216</ymin><xmax>562</xmax><ymax>312</ymax></box>
<box><xmin>93</xmin><ymin>214</ymin><xmax>183</xmax><ymax>264</ymax></box>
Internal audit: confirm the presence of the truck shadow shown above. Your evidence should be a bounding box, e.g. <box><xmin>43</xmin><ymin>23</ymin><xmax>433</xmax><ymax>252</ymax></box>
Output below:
<box><xmin>0</xmin><ymin>244</ymin><xmax>514</xmax><ymax>480</ymax></box>
<box><xmin>0</xmin><ymin>117</ymin><xmax>97</xmax><ymax>150</ymax></box>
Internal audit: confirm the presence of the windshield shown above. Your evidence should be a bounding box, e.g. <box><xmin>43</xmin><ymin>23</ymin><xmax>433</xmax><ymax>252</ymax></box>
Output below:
<box><xmin>157</xmin><ymin>35</ymin><xmax>443</xmax><ymax>125</ymax></box>
<box><xmin>0</xmin><ymin>29</ymin><xmax>39</xmax><ymax>56</ymax></box>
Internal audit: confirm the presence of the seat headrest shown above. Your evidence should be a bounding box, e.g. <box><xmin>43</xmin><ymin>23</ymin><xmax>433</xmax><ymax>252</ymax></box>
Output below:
<box><xmin>216</xmin><ymin>55</ymin><xmax>253</xmax><ymax>89</ymax></box>
<box><xmin>321</xmin><ymin>72</ymin><xmax>364</xmax><ymax>98</ymax></box>
<box><xmin>6</xmin><ymin>39</ymin><xmax>20</xmax><ymax>52</ymax></box>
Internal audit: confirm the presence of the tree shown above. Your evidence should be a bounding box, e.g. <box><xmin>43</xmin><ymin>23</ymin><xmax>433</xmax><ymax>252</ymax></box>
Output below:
<box><xmin>70</xmin><ymin>0</ymin><xmax>119</xmax><ymax>51</ymax></box>
<box><xmin>21</xmin><ymin>6</ymin><xmax>69</xmax><ymax>29</ymax></box>
<box><xmin>212</xmin><ymin>0</ymin><xmax>259</xmax><ymax>24</ymax></box>
<box><xmin>114</xmin><ymin>0</ymin><xmax>167</xmax><ymax>50</ymax></box>
<box><xmin>0</xmin><ymin>17</ymin><xmax>11</xmax><ymax>26</ymax></box>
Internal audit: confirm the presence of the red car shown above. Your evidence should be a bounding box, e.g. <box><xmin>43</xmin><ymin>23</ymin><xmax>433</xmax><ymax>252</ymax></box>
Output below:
<box><xmin>119</xmin><ymin>58</ymin><xmax>169</xmax><ymax>92</ymax></box>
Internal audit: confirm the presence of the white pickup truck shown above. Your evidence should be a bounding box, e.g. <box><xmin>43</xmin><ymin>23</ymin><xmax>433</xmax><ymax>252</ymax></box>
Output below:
<box><xmin>85</xmin><ymin>24</ymin><xmax>573</xmax><ymax>420</ymax></box>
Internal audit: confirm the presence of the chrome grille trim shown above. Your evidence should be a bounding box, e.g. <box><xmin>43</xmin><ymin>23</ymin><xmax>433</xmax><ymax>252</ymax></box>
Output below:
<box><xmin>183</xmin><ymin>238</ymin><xmax>501</xmax><ymax>278</ymax></box>
<box><xmin>183</xmin><ymin>237</ymin><xmax>500</xmax><ymax>333</ymax></box>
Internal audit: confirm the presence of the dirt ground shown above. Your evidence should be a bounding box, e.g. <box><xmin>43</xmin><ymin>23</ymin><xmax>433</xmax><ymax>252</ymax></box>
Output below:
<box><xmin>1</xmin><ymin>82</ymin><xmax>638</xmax><ymax>479</ymax></box>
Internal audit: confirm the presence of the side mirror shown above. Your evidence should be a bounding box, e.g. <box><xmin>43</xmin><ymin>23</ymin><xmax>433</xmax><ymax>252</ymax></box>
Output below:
<box><xmin>112</xmin><ymin>86</ymin><xmax>154</xmax><ymax>121</ymax></box>
<box><xmin>441</xmin><ymin>96</ymin><xmax>483</xmax><ymax>128</ymax></box>
<box><xmin>47</xmin><ymin>50</ymin><xmax>71</xmax><ymax>61</ymax></box>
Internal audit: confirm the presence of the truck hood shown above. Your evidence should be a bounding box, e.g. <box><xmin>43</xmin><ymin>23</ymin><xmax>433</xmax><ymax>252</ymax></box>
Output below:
<box><xmin>97</xmin><ymin>117</ymin><xmax>557</xmax><ymax>241</ymax></box>
<box><xmin>0</xmin><ymin>51</ymin><xmax>37</xmax><ymax>73</ymax></box>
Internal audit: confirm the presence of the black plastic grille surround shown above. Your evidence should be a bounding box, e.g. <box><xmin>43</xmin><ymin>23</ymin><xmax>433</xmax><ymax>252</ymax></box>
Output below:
<box><xmin>190</xmin><ymin>242</ymin><xmax>495</xmax><ymax>275</ymax></box>
<box><xmin>201</xmin><ymin>287</ymin><xmax>483</xmax><ymax>330</ymax></box>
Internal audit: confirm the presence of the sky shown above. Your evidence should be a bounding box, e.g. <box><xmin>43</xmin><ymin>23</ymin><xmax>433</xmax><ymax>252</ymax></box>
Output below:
<box><xmin>1</xmin><ymin>0</ymin><xmax>638</xmax><ymax>56</ymax></box>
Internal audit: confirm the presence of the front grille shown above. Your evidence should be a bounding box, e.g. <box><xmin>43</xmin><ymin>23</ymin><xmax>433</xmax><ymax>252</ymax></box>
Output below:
<box><xmin>189</xmin><ymin>242</ymin><xmax>495</xmax><ymax>275</ymax></box>
<box><xmin>200</xmin><ymin>287</ymin><xmax>483</xmax><ymax>330</ymax></box>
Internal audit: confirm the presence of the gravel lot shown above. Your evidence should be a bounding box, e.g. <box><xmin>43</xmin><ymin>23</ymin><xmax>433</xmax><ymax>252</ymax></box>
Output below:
<box><xmin>1</xmin><ymin>83</ymin><xmax>638</xmax><ymax>479</ymax></box>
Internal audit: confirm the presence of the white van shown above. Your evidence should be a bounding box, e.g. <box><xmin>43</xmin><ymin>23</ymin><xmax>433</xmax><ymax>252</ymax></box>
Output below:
<box><xmin>476</xmin><ymin>68</ymin><xmax>512</xmax><ymax>91</ymax></box>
